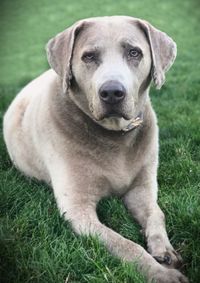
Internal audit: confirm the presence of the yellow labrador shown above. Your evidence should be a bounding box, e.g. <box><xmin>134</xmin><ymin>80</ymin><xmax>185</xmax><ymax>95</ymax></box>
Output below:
<box><xmin>3</xmin><ymin>16</ymin><xmax>188</xmax><ymax>283</ymax></box>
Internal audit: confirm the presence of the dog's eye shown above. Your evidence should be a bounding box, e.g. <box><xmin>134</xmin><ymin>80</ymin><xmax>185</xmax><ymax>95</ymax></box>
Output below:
<box><xmin>128</xmin><ymin>48</ymin><xmax>142</xmax><ymax>59</ymax></box>
<box><xmin>82</xmin><ymin>52</ymin><xmax>96</xmax><ymax>63</ymax></box>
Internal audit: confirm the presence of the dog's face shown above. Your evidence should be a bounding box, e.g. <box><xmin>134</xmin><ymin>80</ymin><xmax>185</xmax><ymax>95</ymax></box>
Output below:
<box><xmin>47</xmin><ymin>16</ymin><xmax>176</xmax><ymax>127</ymax></box>
<box><xmin>71</xmin><ymin>18</ymin><xmax>152</xmax><ymax>121</ymax></box>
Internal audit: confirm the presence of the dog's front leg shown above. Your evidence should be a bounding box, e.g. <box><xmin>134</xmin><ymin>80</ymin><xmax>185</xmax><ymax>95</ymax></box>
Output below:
<box><xmin>123</xmin><ymin>164</ymin><xmax>184</xmax><ymax>270</ymax></box>
<box><xmin>49</xmin><ymin>164</ymin><xmax>188</xmax><ymax>283</ymax></box>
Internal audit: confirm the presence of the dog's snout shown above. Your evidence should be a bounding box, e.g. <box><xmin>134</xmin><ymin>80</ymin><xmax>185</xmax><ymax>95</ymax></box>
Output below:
<box><xmin>99</xmin><ymin>81</ymin><xmax>126</xmax><ymax>104</ymax></box>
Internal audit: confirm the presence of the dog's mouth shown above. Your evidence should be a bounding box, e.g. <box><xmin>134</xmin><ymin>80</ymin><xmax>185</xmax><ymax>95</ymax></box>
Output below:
<box><xmin>89</xmin><ymin>101</ymin><xmax>132</xmax><ymax>122</ymax></box>
<box><xmin>95</xmin><ymin>112</ymin><xmax>131</xmax><ymax>121</ymax></box>
<box><xmin>104</xmin><ymin>110</ymin><xmax>123</xmax><ymax>118</ymax></box>
<box><xmin>102</xmin><ymin>110</ymin><xmax>131</xmax><ymax>120</ymax></box>
<box><xmin>96</xmin><ymin>107</ymin><xmax>131</xmax><ymax>120</ymax></box>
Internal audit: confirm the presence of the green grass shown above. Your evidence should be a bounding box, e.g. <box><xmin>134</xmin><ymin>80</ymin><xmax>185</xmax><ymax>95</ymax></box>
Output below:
<box><xmin>0</xmin><ymin>0</ymin><xmax>200</xmax><ymax>282</ymax></box>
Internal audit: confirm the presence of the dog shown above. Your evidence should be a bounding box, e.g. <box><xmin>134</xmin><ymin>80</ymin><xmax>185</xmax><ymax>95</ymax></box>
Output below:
<box><xmin>3</xmin><ymin>16</ymin><xmax>189</xmax><ymax>283</ymax></box>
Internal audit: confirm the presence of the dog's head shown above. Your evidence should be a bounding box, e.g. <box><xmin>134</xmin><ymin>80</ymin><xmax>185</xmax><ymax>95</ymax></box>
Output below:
<box><xmin>46</xmin><ymin>16</ymin><xmax>176</xmax><ymax>129</ymax></box>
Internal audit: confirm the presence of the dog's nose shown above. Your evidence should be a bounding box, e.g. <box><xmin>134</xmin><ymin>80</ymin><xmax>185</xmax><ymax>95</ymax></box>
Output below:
<box><xmin>99</xmin><ymin>81</ymin><xmax>126</xmax><ymax>104</ymax></box>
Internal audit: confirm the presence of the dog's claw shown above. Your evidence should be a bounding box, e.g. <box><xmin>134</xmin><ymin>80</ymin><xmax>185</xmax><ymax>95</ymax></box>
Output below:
<box><xmin>153</xmin><ymin>250</ymin><xmax>183</xmax><ymax>269</ymax></box>
<box><xmin>153</xmin><ymin>255</ymin><xmax>166</xmax><ymax>264</ymax></box>
<box><xmin>154</xmin><ymin>254</ymin><xmax>172</xmax><ymax>265</ymax></box>
<box><xmin>164</xmin><ymin>254</ymin><xmax>172</xmax><ymax>265</ymax></box>
<box><xmin>154</xmin><ymin>253</ymin><xmax>172</xmax><ymax>265</ymax></box>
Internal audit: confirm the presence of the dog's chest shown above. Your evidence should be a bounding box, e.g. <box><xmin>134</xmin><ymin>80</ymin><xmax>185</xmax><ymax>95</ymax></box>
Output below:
<box><xmin>100</xmin><ymin>149</ymin><xmax>138</xmax><ymax>195</ymax></box>
<box><xmin>79</xmin><ymin>131</ymin><xmax>145</xmax><ymax>196</ymax></box>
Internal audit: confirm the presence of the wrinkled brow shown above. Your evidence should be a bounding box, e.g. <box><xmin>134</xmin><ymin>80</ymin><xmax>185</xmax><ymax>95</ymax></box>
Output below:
<box><xmin>120</xmin><ymin>37</ymin><xmax>142</xmax><ymax>46</ymax></box>
<box><xmin>81</xmin><ymin>45</ymin><xmax>102</xmax><ymax>53</ymax></box>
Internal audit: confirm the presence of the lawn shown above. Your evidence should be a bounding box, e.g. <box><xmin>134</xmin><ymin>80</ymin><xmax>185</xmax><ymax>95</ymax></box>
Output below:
<box><xmin>0</xmin><ymin>0</ymin><xmax>200</xmax><ymax>282</ymax></box>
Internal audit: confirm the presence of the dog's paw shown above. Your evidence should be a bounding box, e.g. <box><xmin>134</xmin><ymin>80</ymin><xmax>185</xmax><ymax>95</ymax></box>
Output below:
<box><xmin>147</xmin><ymin>235</ymin><xmax>183</xmax><ymax>269</ymax></box>
<box><xmin>149</xmin><ymin>267</ymin><xmax>189</xmax><ymax>283</ymax></box>
<box><xmin>153</xmin><ymin>248</ymin><xmax>183</xmax><ymax>269</ymax></box>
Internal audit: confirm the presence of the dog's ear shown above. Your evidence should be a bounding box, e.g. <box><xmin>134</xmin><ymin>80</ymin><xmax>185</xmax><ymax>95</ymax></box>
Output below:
<box><xmin>137</xmin><ymin>20</ymin><xmax>177</xmax><ymax>89</ymax></box>
<box><xmin>46</xmin><ymin>20</ymin><xmax>85</xmax><ymax>93</ymax></box>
